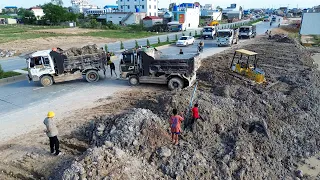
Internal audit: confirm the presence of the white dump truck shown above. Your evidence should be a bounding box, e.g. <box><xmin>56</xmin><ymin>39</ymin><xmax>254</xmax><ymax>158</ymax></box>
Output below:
<box><xmin>26</xmin><ymin>45</ymin><xmax>107</xmax><ymax>86</ymax></box>
<box><xmin>201</xmin><ymin>26</ymin><xmax>216</xmax><ymax>39</ymax></box>
<box><xmin>216</xmin><ymin>28</ymin><xmax>239</xmax><ymax>47</ymax></box>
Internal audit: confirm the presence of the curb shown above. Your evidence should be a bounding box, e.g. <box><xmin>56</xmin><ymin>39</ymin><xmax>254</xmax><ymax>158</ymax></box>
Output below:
<box><xmin>0</xmin><ymin>74</ymin><xmax>26</xmax><ymax>86</ymax></box>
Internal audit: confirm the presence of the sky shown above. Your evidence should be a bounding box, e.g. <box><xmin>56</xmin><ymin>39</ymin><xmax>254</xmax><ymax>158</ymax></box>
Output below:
<box><xmin>0</xmin><ymin>0</ymin><xmax>317</xmax><ymax>9</ymax></box>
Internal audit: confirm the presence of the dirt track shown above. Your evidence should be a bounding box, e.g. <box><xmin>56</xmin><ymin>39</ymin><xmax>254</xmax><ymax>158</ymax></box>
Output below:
<box><xmin>1</xmin><ymin>36</ymin><xmax>320</xmax><ymax>179</ymax></box>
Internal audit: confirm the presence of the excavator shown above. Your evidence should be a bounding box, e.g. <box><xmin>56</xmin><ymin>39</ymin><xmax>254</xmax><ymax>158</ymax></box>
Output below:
<box><xmin>208</xmin><ymin>10</ymin><xmax>222</xmax><ymax>26</ymax></box>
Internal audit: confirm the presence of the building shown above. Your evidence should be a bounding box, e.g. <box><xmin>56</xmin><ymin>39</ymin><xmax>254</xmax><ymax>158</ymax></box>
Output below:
<box><xmin>222</xmin><ymin>4</ymin><xmax>243</xmax><ymax>20</ymax></box>
<box><xmin>29</xmin><ymin>7</ymin><xmax>45</xmax><ymax>20</ymax></box>
<box><xmin>97</xmin><ymin>12</ymin><xmax>146</xmax><ymax>25</ymax></box>
<box><xmin>201</xmin><ymin>9</ymin><xmax>222</xmax><ymax>20</ymax></box>
<box><xmin>202</xmin><ymin>4</ymin><xmax>214</xmax><ymax>10</ymax></box>
<box><xmin>300</xmin><ymin>12</ymin><xmax>320</xmax><ymax>35</ymax></box>
<box><xmin>142</xmin><ymin>16</ymin><xmax>163</xmax><ymax>27</ymax></box>
<box><xmin>71</xmin><ymin>0</ymin><xmax>98</xmax><ymax>13</ymax></box>
<box><xmin>171</xmin><ymin>5</ymin><xmax>200</xmax><ymax>30</ymax></box>
<box><xmin>117</xmin><ymin>0</ymin><xmax>159</xmax><ymax>16</ymax></box>
<box><xmin>4</xmin><ymin>6</ymin><xmax>18</xmax><ymax>14</ymax></box>
<box><xmin>104</xmin><ymin>5</ymin><xmax>119</xmax><ymax>12</ymax></box>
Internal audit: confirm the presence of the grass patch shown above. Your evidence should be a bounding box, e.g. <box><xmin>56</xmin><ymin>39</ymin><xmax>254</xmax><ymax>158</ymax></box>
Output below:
<box><xmin>152</xmin><ymin>41</ymin><xmax>175</xmax><ymax>48</ymax></box>
<box><xmin>0</xmin><ymin>71</ymin><xmax>21</xmax><ymax>79</ymax></box>
<box><xmin>22</xmin><ymin>68</ymin><xmax>28</xmax><ymax>71</ymax></box>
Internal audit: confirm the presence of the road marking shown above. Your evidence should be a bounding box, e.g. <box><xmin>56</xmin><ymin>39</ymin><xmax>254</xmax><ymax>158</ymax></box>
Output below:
<box><xmin>33</xmin><ymin>87</ymin><xmax>44</xmax><ymax>91</ymax></box>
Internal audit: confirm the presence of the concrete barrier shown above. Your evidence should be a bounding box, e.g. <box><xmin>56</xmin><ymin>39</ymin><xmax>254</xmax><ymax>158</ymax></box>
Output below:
<box><xmin>0</xmin><ymin>74</ymin><xmax>26</xmax><ymax>86</ymax></box>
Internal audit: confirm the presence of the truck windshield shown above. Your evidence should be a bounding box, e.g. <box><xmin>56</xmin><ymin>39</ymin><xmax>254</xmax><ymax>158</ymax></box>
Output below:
<box><xmin>203</xmin><ymin>28</ymin><xmax>213</xmax><ymax>32</ymax></box>
<box><xmin>179</xmin><ymin>37</ymin><xmax>188</xmax><ymax>40</ymax></box>
<box><xmin>240</xmin><ymin>28</ymin><xmax>250</xmax><ymax>32</ymax></box>
<box><xmin>217</xmin><ymin>32</ymin><xmax>231</xmax><ymax>37</ymax></box>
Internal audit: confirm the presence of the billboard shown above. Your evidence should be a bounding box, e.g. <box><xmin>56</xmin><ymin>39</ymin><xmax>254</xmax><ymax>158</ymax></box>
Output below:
<box><xmin>179</xmin><ymin>14</ymin><xmax>185</xmax><ymax>23</ymax></box>
<box><xmin>300</xmin><ymin>13</ymin><xmax>320</xmax><ymax>35</ymax></box>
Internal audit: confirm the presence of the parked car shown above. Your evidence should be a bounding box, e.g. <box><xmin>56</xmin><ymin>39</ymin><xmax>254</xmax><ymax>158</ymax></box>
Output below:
<box><xmin>176</xmin><ymin>36</ymin><xmax>195</xmax><ymax>46</ymax></box>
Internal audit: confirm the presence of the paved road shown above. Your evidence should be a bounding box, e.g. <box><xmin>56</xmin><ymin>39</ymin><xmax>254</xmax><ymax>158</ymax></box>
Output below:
<box><xmin>0</xmin><ymin>18</ymin><xmax>282</xmax><ymax>142</ymax></box>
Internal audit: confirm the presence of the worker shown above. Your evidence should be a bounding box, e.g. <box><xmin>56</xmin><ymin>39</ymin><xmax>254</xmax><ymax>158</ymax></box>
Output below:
<box><xmin>265</xmin><ymin>30</ymin><xmax>269</xmax><ymax>35</ymax></box>
<box><xmin>198</xmin><ymin>41</ymin><xmax>204</xmax><ymax>52</ymax></box>
<box><xmin>179</xmin><ymin>49</ymin><xmax>184</xmax><ymax>55</ymax></box>
<box><xmin>278</xmin><ymin>23</ymin><xmax>280</xmax><ymax>28</ymax></box>
<box><xmin>270</xmin><ymin>21</ymin><xmax>272</xmax><ymax>27</ymax></box>
<box><xmin>43</xmin><ymin>111</ymin><xmax>61</xmax><ymax>156</ymax></box>
<box><xmin>268</xmin><ymin>31</ymin><xmax>272</xmax><ymax>39</ymax></box>
<box><xmin>191</xmin><ymin>104</ymin><xmax>200</xmax><ymax>123</ymax></box>
<box><xmin>169</xmin><ymin>109</ymin><xmax>184</xmax><ymax>145</ymax></box>
<box><xmin>107</xmin><ymin>57</ymin><xmax>117</xmax><ymax>78</ymax></box>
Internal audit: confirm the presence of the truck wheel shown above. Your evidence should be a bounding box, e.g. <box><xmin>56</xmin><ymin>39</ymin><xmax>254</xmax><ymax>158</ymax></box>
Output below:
<box><xmin>168</xmin><ymin>77</ymin><xmax>183</xmax><ymax>90</ymax></box>
<box><xmin>86</xmin><ymin>70</ymin><xmax>99</xmax><ymax>83</ymax></box>
<box><xmin>129</xmin><ymin>75</ymin><xmax>139</xmax><ymax>86</ymax></box>
<box><xmin>40</xmin><ymin>75</ymin><xmax>53</xmax><ymax>87</ymax></box>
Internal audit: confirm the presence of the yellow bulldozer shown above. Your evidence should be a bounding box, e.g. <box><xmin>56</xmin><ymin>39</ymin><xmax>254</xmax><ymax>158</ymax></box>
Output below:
<box><xmin>230</xmin><ymin>49</ymin><xmax>266</xmax><ymax>84</ymax></box>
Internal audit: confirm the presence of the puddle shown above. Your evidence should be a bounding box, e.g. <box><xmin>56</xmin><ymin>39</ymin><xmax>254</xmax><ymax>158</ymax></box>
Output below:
<box><xmin>298</xmin><ymin>153</ymin><xmax>320</xmax><ymax>177</ymax></box>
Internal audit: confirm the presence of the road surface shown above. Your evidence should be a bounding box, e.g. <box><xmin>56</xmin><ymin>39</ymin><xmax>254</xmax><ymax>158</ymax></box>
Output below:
<box><xmin>0</xmin><ymin>18</ymin><xmax>281</xmax><ymax>143</ymax></box>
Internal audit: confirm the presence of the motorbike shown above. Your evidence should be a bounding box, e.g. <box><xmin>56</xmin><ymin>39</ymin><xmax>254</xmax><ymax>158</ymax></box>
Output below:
<box><xmin>198</xmin><ymin>45</ymin><xmax>203</xmax><ymax>53</ymax></box>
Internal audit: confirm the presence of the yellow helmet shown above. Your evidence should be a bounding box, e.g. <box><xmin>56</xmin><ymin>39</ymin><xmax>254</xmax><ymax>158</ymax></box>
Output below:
<box><xmin>47</xmin><ymin>111</ymin><xmax>55</xmax><ymax>118</ymax></box>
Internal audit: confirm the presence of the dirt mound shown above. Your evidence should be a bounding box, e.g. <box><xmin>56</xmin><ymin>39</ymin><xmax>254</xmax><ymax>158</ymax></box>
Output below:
<box><xmin>62</xmin><ymin>37</ymin><xmax>320</xmax><ymax>179</ymax></box>
<box><xmin>63</xmin><ymin>44</ymin><xmax>103</xmax><ymax>57</ymax></box>
<box><xmin>272</xmin><ymin>34</ymin><xmax>295</xmax><ymax>43</ymax></box>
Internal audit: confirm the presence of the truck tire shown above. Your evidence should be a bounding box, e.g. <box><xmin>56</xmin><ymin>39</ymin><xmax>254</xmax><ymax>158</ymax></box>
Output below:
<box><xmin>86</xmin><ymin>70</ymin><xmax>99</xmax><ymax>83</ymax></box>
<box><xmin>168</xmin><ymin>77</ymin><xmax>183</xmax><ymax>90</ymax></box>
<box><xmin>129</xmin><ymin>75</ymin><xmax>139</xmax><ymax>86</ymax></box>
<box><xmin>40</xmin><ymin>75</ymin><xmax>53</xmax><ymax>87</ymax></box>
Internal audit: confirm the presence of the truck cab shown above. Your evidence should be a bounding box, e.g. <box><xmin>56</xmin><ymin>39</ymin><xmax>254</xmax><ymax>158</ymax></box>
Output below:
<box><xmin>216</xmin><ymin>29</ymin><xmax>238</xmax><ymax>47</ymax></box>
<box><xmin>239</xmin><ymin>25</ymin><xmax>256</xmax><ymax>39</ymax></box>
<box><xmin>202</xmin><ymin>26</ymin><xmax>216</xmax><ymax>39</ymax></box>
<box><xmin>119</xmin><ymin>47</ymin><xmax>200</xmax><ymax>90</ymax></box>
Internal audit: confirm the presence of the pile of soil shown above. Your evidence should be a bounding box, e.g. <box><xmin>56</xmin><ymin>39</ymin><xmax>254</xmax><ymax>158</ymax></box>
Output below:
<box><xmin>63</xmin><ymin>44</ymin><xmax>103</xmax><ymax>57</ymax></box>
<box><xmin>272</xmin><ymin>34</ymin><xmax>295</xmax><ymax>43</ymax></box>
<box><xmin>62</xmin><ymin>36</ymin><xmax>320</xmax><ymax>179</ymax></box>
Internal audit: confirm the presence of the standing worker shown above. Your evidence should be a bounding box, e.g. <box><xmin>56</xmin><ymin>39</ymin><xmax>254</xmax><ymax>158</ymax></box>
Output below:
<box><xmin>179</xmin><ymin>49</ymin><xmax>184</xmax><ymax>55</ymax></box>
<box><xmin>43</xmin><ymin>111</ymin><xmax>61</xmax><ymax>156</ymax></box>
<box><xmin>107</xmin><ymin>52</ymin><xmax>117</xmax><ymax>78</ymax></box>
<box><xmin>169</xmin><ymin>109</ymin><xmax>184</xmax><ymax>145</ymax></box>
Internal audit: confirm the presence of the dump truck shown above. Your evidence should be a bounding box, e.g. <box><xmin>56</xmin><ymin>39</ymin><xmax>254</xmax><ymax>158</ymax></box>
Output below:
<box><xmin>202</xmin><ymin>26</ymin><xmax>216</xmax><ymax>39</ymax></box>
<box><xmin>119</xmin><ymin>47</ymin><xmax>201</xmax><ymax>90</ymax></box>
<box><xmin>216</xmin><ymin>28</ymin><xmax>239</xmax><ymax>47</ymax></box>
<box><xmin>26</xmin><ymin>45</ymin><xmax>106</xmax><ymax>86</ymax></box>
<box><xmin>239</xmin><ymin>25</ymin><xmax>256</xmax><ymax>39</ymax></box>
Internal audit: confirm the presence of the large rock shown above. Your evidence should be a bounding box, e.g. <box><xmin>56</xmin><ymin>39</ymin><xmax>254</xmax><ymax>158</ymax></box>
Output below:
<box><xmin>157</xmin><ymin>147</ymin><xmax>172</xmax><ymax>158</ymax></box>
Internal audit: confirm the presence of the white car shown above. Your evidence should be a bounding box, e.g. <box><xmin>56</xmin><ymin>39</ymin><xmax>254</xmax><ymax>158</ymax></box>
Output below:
<box><xmin>176</xmin><ymin>36</ymin><xmax>195</xmax><ymax>46</ymax></box>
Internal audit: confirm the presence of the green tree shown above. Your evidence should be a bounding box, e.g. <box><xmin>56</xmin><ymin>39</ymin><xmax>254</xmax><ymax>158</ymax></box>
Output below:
<box><xmin>120</xmin><ymin>41</ymin><xmax>124</xmax><ymax>49</ymax></box>
<box><xmin>157</xmin><ymin>37</ymin><xmax>161</xmax><ymax>44</ymax></box>
<box><xmin>42</xmin><ymin>3</ymin><xmax>78</xmax><ymax>25</ymax></box>
<box><xmin>195</xmin><ymin>30</ymin><xmax>198</xmax><ymax>36</ymax></box>
<box><xmin>18</xmin><ymin>8</ymin><xmax>37</xmax><ymax>24</ymax></box>
<box><xmin>147</xmin><ymin>39</ymin><xmax>150</xmax><ymax>46</ymax></box>
<box><xmin>90</xmin><ymin>19</ymin><xmax>99</xmax><ymax>28</ymax></box>
<box><xmin>135</xmin><ymin>40</ymin><xmax>139</xmax><ymax>48</ymax></box>
<box><xmin>51</xmin><ymin>0</ymin><xmax>63</xmax><ymax>6</ymax></box>
<box><xmin>166</xmin><ymin>35</ymin><xmax>169</xmax><ymax>42</ymax></box>
<box><xmin>175</xmin><ymin>34</ymin><xmax>178</xmax><ymax>41</ymax></box>
<box><xmin>0</xmin><ymin>64</ymin><xmax>4</xmax><ymax>78</ymax></box>
<box><xmin>104</xmin><ymin>44</ymin><xmax>108</xmax><ymax>52</ymax></box>
<box><xmin>189</xmin><ymin>32</ymin><xmax>192</xmax><ymax>36</ymax></box>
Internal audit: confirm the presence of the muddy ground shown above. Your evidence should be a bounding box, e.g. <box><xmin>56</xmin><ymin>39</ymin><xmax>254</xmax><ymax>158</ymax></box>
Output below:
<box><xmin>1</xmin><ymin>36</ymin><xmax>320</xmax><ymax>180</ymax></box>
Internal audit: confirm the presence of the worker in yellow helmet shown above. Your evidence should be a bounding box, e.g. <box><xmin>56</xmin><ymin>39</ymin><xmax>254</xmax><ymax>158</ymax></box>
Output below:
<box><xmin>43</xmin><ymin>111</ymin><xmax>61</xmax><ymax>156</ymax></box>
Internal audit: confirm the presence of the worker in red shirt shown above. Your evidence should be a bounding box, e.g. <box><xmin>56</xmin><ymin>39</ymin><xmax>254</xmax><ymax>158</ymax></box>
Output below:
<box><xmin>192</xmin><ymin>103</ymin><xmax>200</xmax><ymax>122</ymax></box>
<box><xmin>169</xmin><ymin>109</ymin><xmax>184</xmax><ymax>145</ymax></box>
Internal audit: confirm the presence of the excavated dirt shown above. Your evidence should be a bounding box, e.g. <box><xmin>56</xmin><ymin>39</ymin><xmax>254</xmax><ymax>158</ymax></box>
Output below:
<box><xmin>62</xmin><ymin>44</ymin><xmax>103</xmax><ymax>57</ymax></box>
<box><xmin>60</xmin><ymin>36</ymin><xmax>320</xmax><ymax>180</ymax></box>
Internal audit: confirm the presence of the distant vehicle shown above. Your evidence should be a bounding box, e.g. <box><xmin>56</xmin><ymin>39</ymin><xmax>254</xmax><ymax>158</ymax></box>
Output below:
<box><xmin>176</xmin><ymin>36</ymin><xmax>195</xmax><ymax>46</ymax></box>
<box><xmin>255</xmin><ymin>15</ymin><xmax>261</xmax><ymax>19</ymax></box>
<box><xmin>239</xmin><ymin>25</ymin><xmax>256</xmax><ymax>39</ymax></box>
<box><xmin>272</xmin><ymin>17</ymin><xmax>276</xmax><ymax>22</ymax></box>
<box><xmin>216</xmin><ymin>29</ymin><xmax>239</xmax><ymax>47</ymax></box>
<box><xmin>201</xmin><ymin>26</ymin><xmax>216</xmax><ymax>39</ymax></box>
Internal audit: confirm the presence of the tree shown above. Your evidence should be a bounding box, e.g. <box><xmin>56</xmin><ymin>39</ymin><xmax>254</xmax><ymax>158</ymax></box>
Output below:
<box><xmin>189</xmin><ymin>32</ymin><xmax>192</xmax><ymax>36</ymax></box>
<box><xmin>157</xmin><ymin>37</ymin><xmax>161</xmax><ymax>44</ymax></box>
<box><xmin>135</xmin><ymin>40</ymin><xmax>139</xmax><ymax>48</ymax></box>
<box><xmin>195</xmin><ymin>30</ymin><xmax>198</xmax><ymax>36</ymax></box>
<box><xmin>120</xmin><ymin>41</ymin><xmax>124</xmax><ymax>49</ymax></box>
<box><xmin>105</xmin><ymin>44</ymin><xmax>108</xmax><ymax>52</ymax></box>
<box><xmin>51</xmin><ymin>0</ymin><xmax>63</xmax><ymax>6</ymax></box>
<box><xmin>18</xmin><ymin>8</ymin><xmax>37</xmax><ymax>24</ymax></box>
<box><xmin>0</xmin><ymin>64</ymin><xmax>4</xmax><ymax>78</ymax></box>
<box><xmin>42</xmin><ymin>3</ymin><xmax>78</xmax><ymax>25</ymax></box>
<box><xmin>147</xmin><ymin>39</ymin><xmax>150</xmax><ymax>46</ymax></box>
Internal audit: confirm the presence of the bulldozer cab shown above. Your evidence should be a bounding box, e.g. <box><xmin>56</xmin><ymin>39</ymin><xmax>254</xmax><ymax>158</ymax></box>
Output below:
<box><xmin>230</xmin><ymin>49</ymin><xmax>266</xmax><ymax>84</ymax></box>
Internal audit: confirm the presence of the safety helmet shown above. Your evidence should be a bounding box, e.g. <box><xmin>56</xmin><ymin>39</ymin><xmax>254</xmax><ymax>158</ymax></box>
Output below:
<box><xmin>47</xmin><ymin>111</ymin><xmax>55</xmax><ymax>118</ymax></box>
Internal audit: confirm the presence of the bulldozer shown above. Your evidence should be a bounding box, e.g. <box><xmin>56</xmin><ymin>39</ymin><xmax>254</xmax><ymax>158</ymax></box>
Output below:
<box><xmin>230</xmin><ymin>49</ymin><xmax>266</xmax><ymax>84</ymax></box>
<box><xmin>208</xmin><ymin>11</ymin><xmax>222</xmax><ymax>26</ymax></box>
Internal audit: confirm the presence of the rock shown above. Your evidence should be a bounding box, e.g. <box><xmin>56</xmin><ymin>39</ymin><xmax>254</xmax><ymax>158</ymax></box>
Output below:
<box><xmin>215</xmin><ymin>124</ymin><xmax>225</xmax><ymax>134</ymax></box>
<box><xmin>128</xmin><ymin>126</ymin><xmax>134</xmax><ymax>132</ymax></box>
<box><xmin>104</xmin><ymin>141</ymin><xmax>113</xmax><ymax>148</ymax></box>
<box><xmin>132</xmin><ymin>140</ymin><xmax>139</xmax><ymax>146</ymax></box>
<box><xmin>157</xmin><ymin>147</ymin><xmax>172</xmax><ymax>158</ymax></box>
<box><xmin>113</xmin><ymin>148</ymin><xmax>125</xmax><ymax>158</ymax></box>
<box><xmin>110</xmin><ymin>125</ymin><xmax>116</xmax><ymax>134</ymax></box>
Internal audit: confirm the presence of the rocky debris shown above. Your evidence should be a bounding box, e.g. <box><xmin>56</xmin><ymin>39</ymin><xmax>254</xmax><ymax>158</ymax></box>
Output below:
<box><xmin>295</xmin><ymin>170</ymin><xmax>303</xmax><ymax>178</ymax></box>
<box><xmin>0</xmin><ymin>49</ymin><xmax>16</xmax><ymax>57</ymax></box>
<box><xmin>63</xmin><ymin>44</ymin><xmax>103</xmax><ymax>57</ymax></box>
<box><xmin>272</xmin><ymin>34</ymin><xmax>295</xmax><ymax>43</ymax></box>
<box><xmin>62</xmin><ymin>36</ymin><xmax>320</xmax><ymax>179</ymax></box>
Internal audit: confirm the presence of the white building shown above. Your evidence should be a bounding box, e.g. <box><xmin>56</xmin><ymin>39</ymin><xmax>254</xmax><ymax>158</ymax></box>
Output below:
<box><xmin>71</xmin><ymin>0</ymin><xmax>97</xmax><ymax>13</ymax></box>
<box><xmin>202</xmin><ymin>4</ymin><xmax>214</xmax><ymax>10</ymax></box>
<box><xmin>117</xmin><ymin>0</ymin><xmax>159</xmax><ymax>16</ymax></box>
<box><xmin>97</xmin><ymin>12</ymin><xmax>146</xmax><ymax>25</ymax></box>
<box><xmin>29</xmin><ymin>7</ymin><xmax>45</xmax><ymax>20</ymax></box>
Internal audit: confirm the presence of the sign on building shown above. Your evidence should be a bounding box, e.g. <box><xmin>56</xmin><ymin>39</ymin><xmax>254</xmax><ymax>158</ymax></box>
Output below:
<box><xmin>179</xmin><ymin>14</ymin><xmax>185</xmax><ymax>23</ymax></box>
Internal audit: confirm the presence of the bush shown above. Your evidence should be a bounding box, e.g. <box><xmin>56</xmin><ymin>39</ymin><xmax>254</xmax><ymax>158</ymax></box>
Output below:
<box><xmin>195</xmin><ymin>30</ymin><xmax>198</xmax><ymax>36</ymax></box>
<box><xmin>128</xmin><ymin>24</ymin><xmax>145</xmax><ymax>31</ymax></box>
<box><xmin>175</xmin><ymin>34</ymin><xmax>178</xmax><ymax>41</ymax></box>
<box><xmin>0</xmin><ymin>64</ymin><xmax>4</xmax><ymax>78</ymax></box>
<box><xmin>147</xmin><ymin>39</ymin><xmax>150</xmax><ymax>46</ymax></box>
<box><xmin>189</xmin><ymin>31</ymin><xmax>192</xmax><ymax>36</ymax></box>
<box><xmin>158</xmin><ymin>37</ymin><xmax>161</xmax><ymax>44</ymax></box>
<box><xmin>120</xmin><ymin>41</ymin><xmax>124</xmax><ymax>49</ymax></box>
<box><xmin>105</xmin><ymin>44</ymin><xmax>108</xmax><ymax>52</ymax></box>
<box><xmin>166</xmin><ymin>35</ymin><xmax>169</xmax><ymax>42</ymax></box>
<box><xmin>135</xmin><ymin>40</ymin><xmax>139</xmax><ymax>48</ymax></box>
